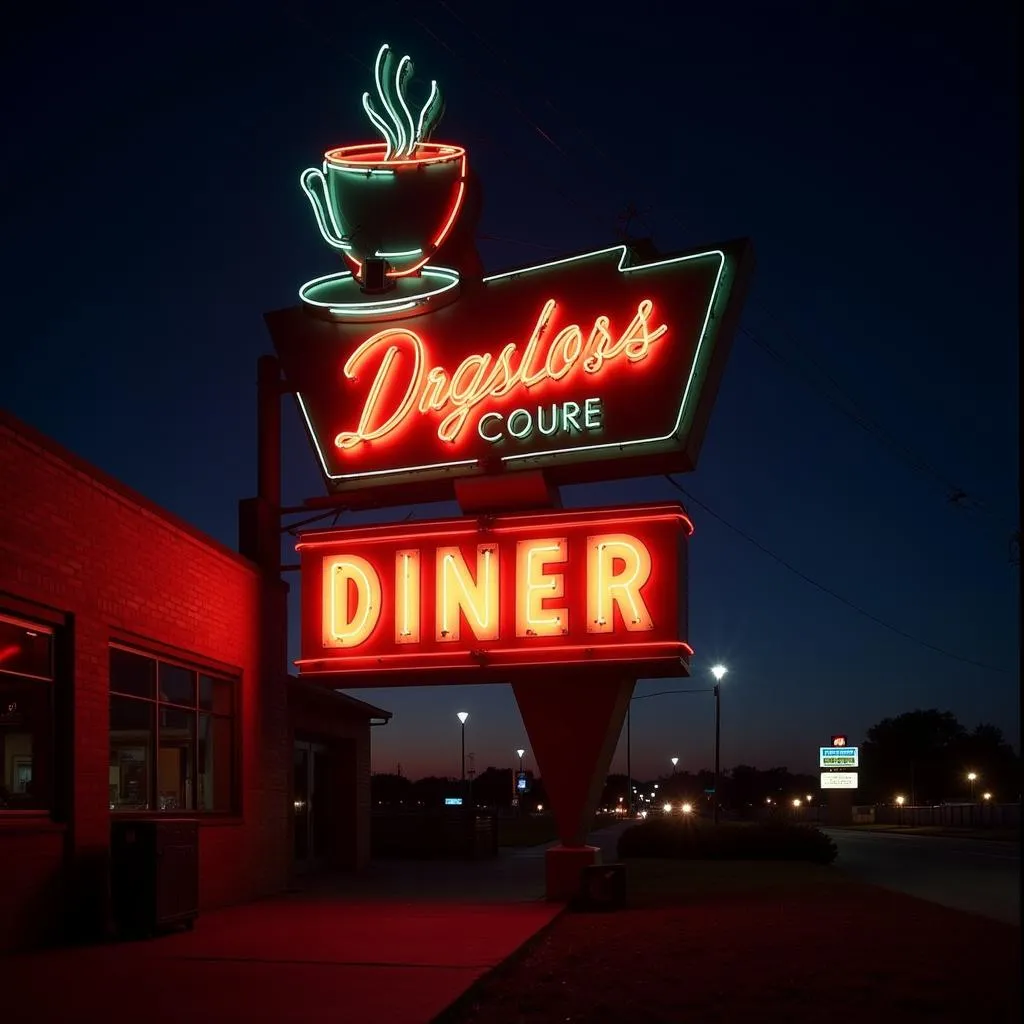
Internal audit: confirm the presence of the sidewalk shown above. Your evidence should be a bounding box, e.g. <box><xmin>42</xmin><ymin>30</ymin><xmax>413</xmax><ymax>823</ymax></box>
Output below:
<box><xmin>829</xmin><ymin>824</ymin><xmax>1021</xmax><ymax>842</ymax></box>
<box><xmin>0</xmin><ymin>822</ymin><xmax>628</xmax><ymax>1024</ymax></box>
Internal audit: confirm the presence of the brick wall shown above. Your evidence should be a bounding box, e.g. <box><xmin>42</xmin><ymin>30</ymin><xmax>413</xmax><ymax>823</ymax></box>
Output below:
<box><xmin>0</xmin><ymin>412</ymin><xmax>290</xmax><ymax>951</ymax></box>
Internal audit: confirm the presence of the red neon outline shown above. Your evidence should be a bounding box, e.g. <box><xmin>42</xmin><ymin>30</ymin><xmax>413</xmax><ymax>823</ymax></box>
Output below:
<box><xmin>296</xmin><ymin>639</ymin><xmax>694</xmax><ymax>673</ymax></box>
<box><xmin>297</xmin><ymin>504</ymin><xmax>692</xmax><ymax>551</ymax></box>
<box><xmin>319</xmin><ymin>296</ymin><xmax>666</xmax><ymax>449</ymax></box>
<box><xmin>324</xmin><ymin>142</ymin><xmax>464</xmax><ymax>168</ymax></box>
<box><xmin>325</xmin><ymin>143</ymin><xmax>467</xmax><ymax>281</ymax></box>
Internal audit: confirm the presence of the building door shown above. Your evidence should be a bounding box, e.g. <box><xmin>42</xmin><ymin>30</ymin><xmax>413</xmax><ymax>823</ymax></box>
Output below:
<box><xmin>294</xmin><ymin>740</ymin><xmax>330</xmax><ymax>871</ymax></box>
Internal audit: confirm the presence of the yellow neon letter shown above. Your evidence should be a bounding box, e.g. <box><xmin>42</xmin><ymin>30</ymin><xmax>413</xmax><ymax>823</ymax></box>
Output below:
<box><xmin>515</xmin><ymin>538</ymin><xmax>568</xmax><ymax>637</ymax></box>
<box><xmin>394</xmin><ymin>549</ymin><xmax>421</xmax><ymax>644</ymax></box>
<box><xmin>586</xmin><ymin>534</ymin><xmax>654</xmax><ymax>633</ymax></box>
<box><xmin>436</xmin><ymin>544</ymin><xmax>500</xmax><ymax>642</ymax></box>
<box><xmin>322</xmin><ymin>555</ymin><xmax>382</xmax><ymax>648</ymax></box>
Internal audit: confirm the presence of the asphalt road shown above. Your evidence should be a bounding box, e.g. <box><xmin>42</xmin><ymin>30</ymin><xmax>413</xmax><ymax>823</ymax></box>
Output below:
<box><xmin>825</xmin><ymin>828</ymin><xmax>1020</xmax><ymax>925</ymax></box>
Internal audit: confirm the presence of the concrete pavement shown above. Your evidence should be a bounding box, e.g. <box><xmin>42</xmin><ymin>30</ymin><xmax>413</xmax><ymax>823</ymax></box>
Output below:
<box><xmin>826</xmin><ymin>826</ymin><xmax>1020</xmax><ymax>925</ymax></box>
<box><xmin>0</xmin><ymin>822</ymin><xmax>629</xmax><ymax>1024</ymax></box>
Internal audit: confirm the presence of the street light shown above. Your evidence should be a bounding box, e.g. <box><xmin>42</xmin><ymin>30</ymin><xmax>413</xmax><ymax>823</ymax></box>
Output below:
<box><xmin>967</xmin><ymin>771</ymin><xmax>978</xmax><ymax>799</ymax></box>
<box><xmin>895</xmin><ymin>794</ymin><xmax>905</xmax><ymax>824</ymax></box>
<box><xmin>895</xmin><ymin>795</ymin><xmax>905</xmax><ymax>806</ymax></box>
<box><xmin>982</xmin><ymin>792</ymin><xmax>992</xmax><ymax>802</ymax></box>
<box><xmin>457</xmin><ymin>712</ymin><xmax>469</xmax><ymax>795</ymax></box>
<box><xmin>670</xmin><ymin>756</ymin><xmax>679</xmax><ymax>773</ymax></box>
<box><xmin>681</xmin><ymin>802</ymin><xmax>693</xmax><ymax>814</ymax></box>
<box><xmin>792</xmin><ymin>798</ymin><xmax>801</xmax><ymax>808</ymax></box>
<box><xmin>626</xmin><ymin>674</ymin><xmax>724</xmax><ymax>821</ymax></box>
<box><xmin>710</xmin><ymin>664</ymin><xmax>727</xmax><ymax>825</ymax></box>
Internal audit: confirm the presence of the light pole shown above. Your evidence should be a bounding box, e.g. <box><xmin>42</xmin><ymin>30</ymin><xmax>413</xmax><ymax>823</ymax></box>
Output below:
<box><xmin>710</xmin><ymin>664</ymin><xmax>727</xmax><ymax>825</ymax></box>
<box><xmin>457</xmin><ymin>712</ymin><xmax>469</xmax><ymax>797</ymax></box>
<box><xmin>895</xmin><ymin>794</ymin><xmax>905</xmax><ymax>825</ymax></box>
<box><xmin>967</xmin><ymin>772</ymin><xmax>977</xmax><ymax>800</ymax></box>
<box><xmin>626</xmin><ymin>676</ymin><xmax>723</xmax><ymax>821</ymax></box>
<box><xmin>670</xmin><ymin>756</ymin><xmax>679</xmax><ymax>774</ymax></box>
<box><xmin>516</xmin><ymin>748</ymin><xmax>525</xmax><ymax>773</ymax></box>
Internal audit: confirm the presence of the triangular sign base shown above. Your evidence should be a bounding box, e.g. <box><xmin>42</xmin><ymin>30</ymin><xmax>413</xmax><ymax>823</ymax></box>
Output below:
<box><xmin>513</xmin><ymin>677</ymin><xmax>635</xmax><ymax>846</ymax></box>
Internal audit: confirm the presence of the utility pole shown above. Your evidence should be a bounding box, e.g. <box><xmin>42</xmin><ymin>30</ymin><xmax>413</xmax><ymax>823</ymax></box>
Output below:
<box><xmin>713</xmin><ymin>683</ymin><xmax>721</xmax><ymax>825</ymax></box>
<box><xmin>626</xmin><ymin>703</ymin><xmax>632</xmax><ymax>817</ymax></box>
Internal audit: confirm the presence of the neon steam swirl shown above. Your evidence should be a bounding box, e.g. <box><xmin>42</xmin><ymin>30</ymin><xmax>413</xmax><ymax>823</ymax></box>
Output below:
<box><xmin>361</xmin><ymin>43</ymin><xmax>446</xmax><ymax>161</ymax></box>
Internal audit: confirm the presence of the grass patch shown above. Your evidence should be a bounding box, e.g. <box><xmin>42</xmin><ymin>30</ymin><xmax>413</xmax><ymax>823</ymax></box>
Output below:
<box><xmin>496</xmin><ymin>815</ymin><xmax>559</xmax><ymax>848</ymax></box>
<box><xmin>497</xmin><ymin>813</ymin><xmax>616</xmax><ymax>848</ymax></box>
<box><xmin>837</xmin><ymin>824</ymin><xmax>1021</xmax><ymax>842</ymax></box>
<box><xmin>445</xmin><ymin>858</ymin><xmax>1021</xmax><ymax>1023</ymax></box>
<box><xmin>618</xmin><ymin>817</ymin><xmax>838</xmax><ymax>863</ymax></box>
<box><xmin>624</xmin><ymin>857</ymin><xmax>844</xmax><ymax>906</ymax></box>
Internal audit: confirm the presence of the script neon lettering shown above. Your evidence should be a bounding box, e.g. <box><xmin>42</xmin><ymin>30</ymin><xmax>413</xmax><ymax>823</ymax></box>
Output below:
<box><xmin>335</xmin><ymin>328</ymin><xmax>423</xmax><ymax>450</ymax></box>
<box><xmin>332</xmin><ymin>299</ymin><xmax>667</xmax><ymax>449</ymax></box>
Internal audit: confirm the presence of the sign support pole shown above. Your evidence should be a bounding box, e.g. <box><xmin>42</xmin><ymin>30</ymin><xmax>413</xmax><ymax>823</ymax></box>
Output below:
<box><xmin>512</xmin><ymin>674</ymin><xmax>635</xmax><ymax>900</ymax></box>
<box><xmin>239</xmin><ymin>354</ymin><xmax>284</xmax><ymax>576</ymax></box>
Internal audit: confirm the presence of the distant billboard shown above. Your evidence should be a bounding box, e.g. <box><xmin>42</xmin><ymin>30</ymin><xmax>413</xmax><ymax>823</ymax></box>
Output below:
<box><xmin>820</xmin><ymin>746</ymin><xmax>859</xmax><ymax>768</ymax></box>
<box><xmin>820</xmin><ymin>772</ymin><xmax>858</xmax><ymax>789</ymax></box>
<box><xmin>444</xmin><ymin>797</ymin><xmax>463</xmax><ymax>806</ymax></box>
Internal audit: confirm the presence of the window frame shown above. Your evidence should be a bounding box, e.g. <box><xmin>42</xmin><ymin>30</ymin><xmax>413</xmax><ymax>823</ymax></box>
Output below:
<box><xmin>108</xmin><ymin>643</ymin><xmax>240</xmax><ymax>817</ymax></box>
<box><xmin>0</xmin><ymin>610</ymin><xmax>57</xmax><ymax>817</ymax></box>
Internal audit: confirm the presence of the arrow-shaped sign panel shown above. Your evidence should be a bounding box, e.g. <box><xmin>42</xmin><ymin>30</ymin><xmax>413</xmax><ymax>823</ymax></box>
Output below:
<box><xmin>266</xmin><ymin>239</ymin><xmax>753</xmax><ymax>506</ymax></box>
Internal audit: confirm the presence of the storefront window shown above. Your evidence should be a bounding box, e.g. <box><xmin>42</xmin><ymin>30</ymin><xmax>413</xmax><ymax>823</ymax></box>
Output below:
<box><xmin>109</xmin><ymin>646</ymin><xmax>236</xmax><ymax>814</ymax></box>
<box><xmin>0</xmin><ymin>613</ymin><xmax>54</xmax><ymax>813</ymax></box>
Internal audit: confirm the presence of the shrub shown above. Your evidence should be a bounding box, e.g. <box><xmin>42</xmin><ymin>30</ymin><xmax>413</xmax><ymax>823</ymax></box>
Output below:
<box><xmin>617</xmin><ymin>819</ymin><xmax>837</xmax><ymax>864</ymax></box>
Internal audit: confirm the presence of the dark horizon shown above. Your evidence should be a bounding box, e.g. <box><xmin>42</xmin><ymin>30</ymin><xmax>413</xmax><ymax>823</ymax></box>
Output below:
<box><xmin>1</xmin><ymin>2</ymin><xmax>1018</xmax><ymax>780</ymax></box>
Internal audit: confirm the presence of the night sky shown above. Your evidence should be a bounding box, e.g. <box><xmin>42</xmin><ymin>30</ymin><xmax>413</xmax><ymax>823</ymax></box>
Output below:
<box><xmin>2</xmin><ymin>2</ymin><xmax>1018</xmax><ymax>780</ymax></box>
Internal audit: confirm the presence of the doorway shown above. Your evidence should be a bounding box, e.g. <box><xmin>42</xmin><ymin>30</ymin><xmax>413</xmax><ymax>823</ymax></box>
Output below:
<box><xmin>293</xmin><ymin>740</ymin><xmax>330</xmax><ymax>871</ymax></box>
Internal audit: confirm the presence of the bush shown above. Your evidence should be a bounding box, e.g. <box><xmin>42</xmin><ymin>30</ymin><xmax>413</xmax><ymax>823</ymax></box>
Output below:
<box><xmin>617</xmin><ymin>819</ymin><xmax>837</xmax><ymax>865</ymax></box>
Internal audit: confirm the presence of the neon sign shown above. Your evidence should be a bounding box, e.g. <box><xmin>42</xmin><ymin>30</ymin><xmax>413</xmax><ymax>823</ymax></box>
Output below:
<box><xmin>334</xmin><ymin>297</ymin><xmax>662</xmax><ymax>449</ymax></box>
<box><xmin>269</xmin><ymin>241</ymin><xmax>751</xmax><ymax>505</ymax></box>
<box><xmin>299</xmin><ymin>43</ymin><xmax>464</xmax><ymax>284</ymax></box>
<box><xmin>266</xmin><ymin>40</ymin><xmax>752</xmax><ymax>506</ymax></box>
<box><xmin>296</xmin><ymin>504</ymin><xmax>691</xmax><ymax>684</ymax></box>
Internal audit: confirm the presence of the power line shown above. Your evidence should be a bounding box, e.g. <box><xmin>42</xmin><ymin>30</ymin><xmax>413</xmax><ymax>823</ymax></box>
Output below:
<box><xmin>395</xmin><ymin>0</ymin><xmax>631</xmax><ymax>239</ymax></box>
<box><xmin>740</xmin><ymin>325</ymin><xmax>956</xmax><ymax>494</ymax></box>
<box><xmin>664</xmin><ymin>475</ymin><xmax>1010</xmax><ymax>675</ymax></box>
<box><xmin>422</xmin><ymin>3</ymin><xmax>1009</xmax><ymax>530</ymax></box>
<box><xmin>634</xmin><ymin>688</ymin><xmax>716</xmax><ymax>701</ymax></box>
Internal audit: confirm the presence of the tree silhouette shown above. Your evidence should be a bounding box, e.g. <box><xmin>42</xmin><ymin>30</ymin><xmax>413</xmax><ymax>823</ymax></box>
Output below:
<box><xmin>472</xmin><ymin>767</ymin><xmax>514</xmax><ymax>808</ymax></box>
<box><xmin>861</xmin><ymin>709</ymin><xmax>1019</xmax><ymax>803</ymax></box>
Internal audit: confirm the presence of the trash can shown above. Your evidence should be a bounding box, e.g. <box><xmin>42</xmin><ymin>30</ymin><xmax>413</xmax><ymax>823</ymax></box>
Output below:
<box><xmin>110</xmin><ymin>818</ymin><xmax>199</xmax><ymax>937</ymax></box>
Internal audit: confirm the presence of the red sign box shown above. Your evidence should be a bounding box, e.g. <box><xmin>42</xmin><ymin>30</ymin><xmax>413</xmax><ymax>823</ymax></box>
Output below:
<box><xmin>296</xmin><ymin>503</ymin><xmax>691</xmax><ymax>685</ymax></box>
<box><xmin>267</xmin><ymin>241</ymin><xmax>752</xmax><ymax>506</ymax></box>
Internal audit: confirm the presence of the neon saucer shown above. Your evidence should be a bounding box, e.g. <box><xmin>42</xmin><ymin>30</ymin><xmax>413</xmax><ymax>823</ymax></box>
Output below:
<box><xmin>299</xmin><ymin>265</ymin><xmax>460</xmax><ymax>323</ymax></box>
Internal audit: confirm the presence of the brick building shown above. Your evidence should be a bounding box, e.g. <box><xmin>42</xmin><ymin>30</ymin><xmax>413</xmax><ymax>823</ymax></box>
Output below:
<box><xmin>0</xmin><ymin>410</ymin><xmax>389</xmax><ymax>952</ymax></box>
